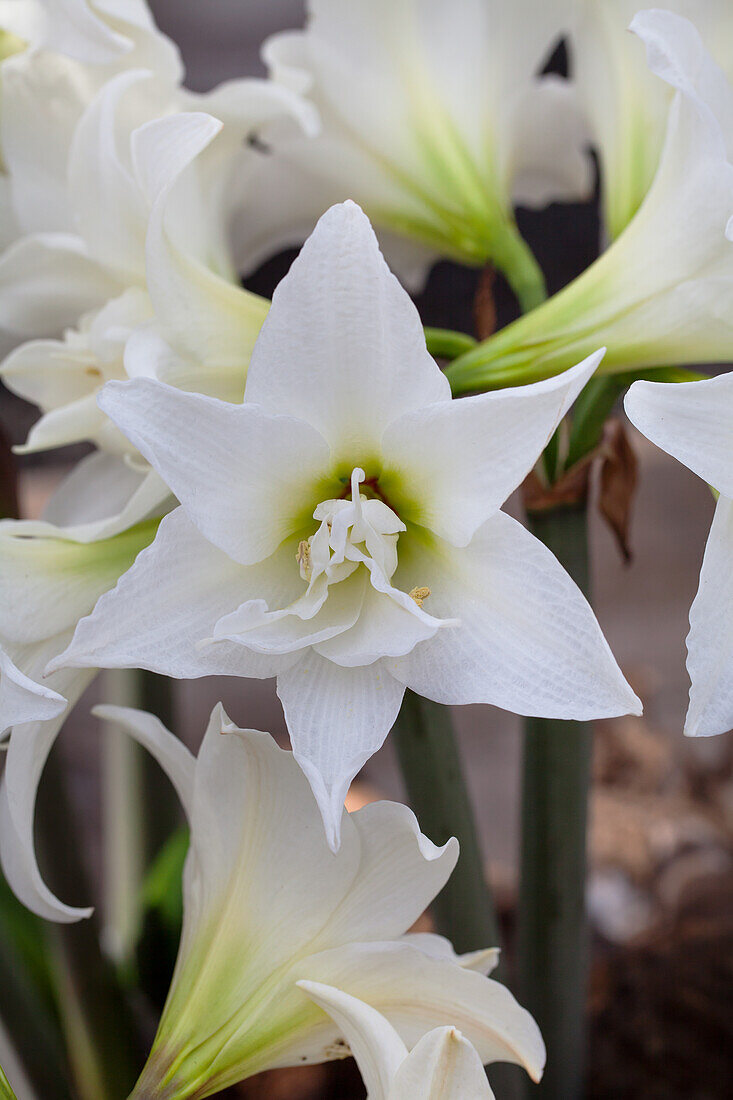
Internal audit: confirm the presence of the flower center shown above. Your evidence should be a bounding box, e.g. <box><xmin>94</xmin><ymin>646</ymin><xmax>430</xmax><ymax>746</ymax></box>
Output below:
<box><xmin>297</xmin><ymin>468</ymin><xmax>405</xmax><ymax>589</ymax></box>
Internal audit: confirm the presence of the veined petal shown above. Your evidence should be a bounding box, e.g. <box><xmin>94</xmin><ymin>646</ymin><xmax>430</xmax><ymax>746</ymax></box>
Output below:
<box><xmin>98</xmin><ymin>379</ymin><xmax>332</xmax><ymax>565</ymax></box>
<box><xmin>380</xmin><ymin>351</ymin><xmax>603</xmax><ymax>546</ymax></box>
<box><xmin>393</xmin><ymin>1026</ymin><xmax>495</xmax><ymax>1099</ymax></box>
<box><xmin>625</xmin><ymin>374</ymin><xmax>733</xmax><ymax>497</ymax></box>
<box><xmin>277</xmin><ymin>654</ymin><xmax>406</xmax><ymax>851</ymax></box>
<box><xmin>298</xmin><ymin>940</ymin><xmax>545</xmax><ymax>1082</ymax></box>
<box><xmin>388</xmin><ymin>515</ymin><xmax>641</xmax><ymax>720</ymax></box>
<box><xmin>685</xmin><ymin>495</ymin><xmax>733</xmax><ymax>737</ymax></box>
<box><xmin>297</xmin><ymin>981</ymin><xmax>406</xmax><ymax>1100</ymax></box>
<box><xmin>0</xmin><ymin>645</ymin><xmax>66</xmax><ymax>734</ymax></box>
<box><xmin>243</xmin><ymin>201</ymin><xmax>450</xmax><ymax>457</ymax></box>
<box><xmin>53</xmin><ymin>508</ymin><xmax>299</xmax><ymax>680</ymax></box>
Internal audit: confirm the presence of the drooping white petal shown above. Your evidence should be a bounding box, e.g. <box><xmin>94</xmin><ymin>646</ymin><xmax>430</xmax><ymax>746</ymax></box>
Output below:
<box><xmin>388</xmin><ymin>515</ymin><xmax>641</xmax><ymax>720</ymax></box>
<box><xmin>0</xmin><ymin>645</ymin><xmax>66</xmax><ymax>734</ymax></box>
<box><xmin>277</xmin><ymin>653</ymin><xmax>406</xmax><ymax>850</ymax></box>
<box><xmin>298</xmin><ymin>940</ymin><xmax>545</xmax><ymax>1082</ymax></box>
<box><xmin>392</xmin><ymin>1025</ymin><xmax>495</xmax><ymax>1099</ymax></box>
<box><xmin>0</xmin><ymin>658</ymin><xmax>95</xmax><ymax>923</ymax></box>
<box><xmin>625</xmin><ymin>374</ymin><xmax>733</xmax><ymax>497</ymax></box>
<box><xmin>92</xmin><ymin>703</ymin><xmax>195</xmax><ymax>814</ymax></box>
<box><xmin>244</xmin><ymin>201</ymin><xmax>450</xmax><ymax>457</ymax></box>
<box><xmin>53</xmin><ymin>508</ymin><xmax>298</xmax><ymax>680</ymax></box>
<box><xmin>380</xmin><ymin>351</ymin><xmax>603</xmax><ymax>547</ymax></box>
<box><xmin>297</xmin><ymin>981</ymin><xmax>407</xmax><ymax>1100</ymax></box>
<box><xmin>685</xmin><ymin>494</ymin><xmax>733</xmax><ymax>737</ymax></box>
<box><xmin>98</xmin><ymin>379</ymin><xmax>332</xmax><ymax>565</ymax></box>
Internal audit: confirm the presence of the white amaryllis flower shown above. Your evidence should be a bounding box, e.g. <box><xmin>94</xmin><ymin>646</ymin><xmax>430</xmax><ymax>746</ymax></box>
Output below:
<box><xmin>570</xmin><ymin>0</ymin><xmax>733</xmax><ymax>240</ymax></box>
<box><xmin>237</xmin><ymin>0</ymin><xmax>590</xmax><ymax>308</ymax></box>
<box><xmin>0</xmin><ymin>105</ymin><xmax>272</xmax><ymax>463</ymax></box>
<box><xmin>98</xmin><ymin>702</ymin><xmax>544</xmax><ymax>1098</ymax></box>
<box><xmin>625</xmin><ymin>372</ymin><xmax>733</xmax><ymax>738</ymax></box>
<box><xmin>55</xmin><ymin>202</ymin><xmax>640</xmax><ymax>848</ymax></box>
<box><xmin>300</xmin><ymin>982</ymin><xmax>497</xmax><ymax>1099</ymax></box>
<box><xmin>447</xmin><ymin>9</ymin><xmax>733</xmax><ymax>395</ymax></box>
<box><xmin>0</xmin><ymin>456</ymin><xmax>163</xmax><ymax>922</ymax></box>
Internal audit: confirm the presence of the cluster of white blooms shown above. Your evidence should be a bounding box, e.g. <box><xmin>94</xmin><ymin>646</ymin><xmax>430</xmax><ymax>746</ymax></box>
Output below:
<box><xmin>0</xmin><ymin>2</ymin><xmax>730</xmax><ymax>1097</ymax></box>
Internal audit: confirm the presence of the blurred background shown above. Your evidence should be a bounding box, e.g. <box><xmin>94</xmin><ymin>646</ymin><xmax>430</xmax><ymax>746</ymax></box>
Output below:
<box><xmin>0</xmin><ymin>2</ymin><xmax>731</xmax><ymax>1097</ymax></box>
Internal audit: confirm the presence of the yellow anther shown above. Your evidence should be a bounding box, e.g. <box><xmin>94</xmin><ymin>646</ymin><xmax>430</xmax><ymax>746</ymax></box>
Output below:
<box><xmin>296</xmin><ymin>539</ymin><xmax>312</xmax><ymax>580</ymax></box>
<box><xmin>409</xmin><ymin>585</ymin><xmax>431</xmax><ymax>607</ymax></box>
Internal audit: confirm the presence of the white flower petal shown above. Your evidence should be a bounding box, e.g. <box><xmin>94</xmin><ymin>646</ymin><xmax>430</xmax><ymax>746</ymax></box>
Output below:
<box><xmin>299</xmin><ymin>940</ymin><xmax>545</xmax><ymax>1082</ymax></box>
<box><xmin>313</xmin><ymin>576</ymin><xmax>448</xmax><ymax>667</ymax></box>
<box><xmin>0</xmin><ymin>645</ymin><xmax>66</xmax><ymax>734</ymax></box>
<box><xmin>389</xmin><ymin>515</ymin><xmax>641</xmax><ymax>720</ymax></box>
<box><xmin>0</xmin><ymin>513</ymin><xmax>156</xmax><ymax>646</ymax></box>
<box><xmin>381</xmin><ymin>351</ymin><xmax>603</xmax><ymax>546</ymax></box>
<box><xmin>0</xmin><ymin>0</ymin><xmax>131</xmax><ymax>63</ymax></box>
<box><xmin>0</xmin><ymin>660</ymin><xmax>95</xmax><ymax>923</ymax></box>
<box><xmin>277</xmin><ymin>653</ymin><xmax>406</xmax><ymax>850</ymax></box>
<box><xmin>685</xmin><ymin>494</ymin><xmax>733</xmax><ymax>737</ymax></box>
<box><xmin>53</xmin><ymin>508</ymin><xmax>298</xmax><ymax>680</ymax></box>
<box><xmin>91</xmin><ymin>703</ymin><xmax>195</xmax><ymax>814</ymax></box>
<box><xmin>0</xmin><ymin>233</ymin><xmax>119</xmax><ymax>338</ymax></box>
<box><xmin>625</xmin><ymin>374</ymin><xmax>733</xmax><ymax>497</ymax></box>
<box><xmin>297</xmin><ymin>981</ymin><xmax>406</xmax><ymax>1100</ymax></box>
<box><xmin>243</xmin><ymin>201</ymin><xmax>450</xmax><ymax>457</ymax></box>
<box><xmin>393</xmin><ymin>1025</ymin><xmax>495</xmax><ymax>1099</ymax></box>
<box><xmin>323</xmin><ymin>801</ymin><xmax>458</xmax><ymax>946</ymax></box>
<box><xmin>400</xmin><ymin>933</ymin><xmax>499</xmax><ymax>977</ymax></box>
<box><xmin>98</xmin><ymin>379</ymin><xmax>332</xmax><ymax>565</ymax></box>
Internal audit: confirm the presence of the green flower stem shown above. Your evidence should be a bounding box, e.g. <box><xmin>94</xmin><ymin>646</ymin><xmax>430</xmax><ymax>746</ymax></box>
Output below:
<box><xmin>517</xmin><ymin>504</ymin><xmax>592</xmax><ymax>1100</ymax></box>
<box><xmin>423</xmin><ymin>327</ymin><xmax>477</xmax><ymax>361</ymax></box>
<box><xmin>0</xmin><ymin>1062</ymin><xmax>17</xmax><ymax>1100</ymax></box>
<box><xmin>37</xmin><ymin>749</ymin><xmax>142</xmax><ymax>1100</ymax></box>
<box><xmin>392</xmin><ymin>691</ymin><xmax>500</xmax><ymax>953</ymax></box>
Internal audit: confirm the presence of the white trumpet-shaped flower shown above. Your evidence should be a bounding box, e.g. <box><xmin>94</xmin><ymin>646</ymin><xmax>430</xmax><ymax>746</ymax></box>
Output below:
<box><xmin>448</xmin><ymin>9</ymin><xmax>733</xmax><ymax>394</ymax></box>
<box><xmin>237</xmin><ymin>0</ymin><xmax>590</xmax><ymax>307</ymax></box>
<box><xmin>625</xmin><ymin>372</ymin><xmax>733</xmax><ymax>738</ymax></box>
<box><xmin>55</xmin><ymin>201</ymin><xmax>640</xmax><ymax>848</ymax></box>
<box><xmin>570</xmin><ymin>0</ymin><xmax>733</xmax><ymax>240</ymax></box>
<box><xmin>98</xmin><ymin>702</ymin><xmax>544</xmax><ymax>1099</ymax></box>
<box><xmin>300</xmin><ymin>982</ymin><xmax>496</xmax><ymax>1099</ymax></box>
<box><xmin>0</xmin><ymin>4</ymin><xmax>313</xmax><ymax>457</ymax></box>
<box><xmin>0</xmin><ymin>456</ymin><xmax>163</xmax><ymax>922</ymax></box>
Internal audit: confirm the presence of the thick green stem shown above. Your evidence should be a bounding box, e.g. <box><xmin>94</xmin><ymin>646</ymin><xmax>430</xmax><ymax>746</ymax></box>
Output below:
<box><xmin>37</xmin><ymin>748</ymin><xmax>143</xmax><ymax>1100</ymax></box>
<box><xmin>392</xmin><ymin>692</ymin><xmax>499</xmax><ymax>953</ymax></box>
<box><xmin>518</xmin><ymin>504</ymin><xmax>592</xmax><ymax>1100</ymax></box>
<box><xmin>424</xmin><ymin>326</ymin><xmax>477</xmax><ymax>361</ymax></box>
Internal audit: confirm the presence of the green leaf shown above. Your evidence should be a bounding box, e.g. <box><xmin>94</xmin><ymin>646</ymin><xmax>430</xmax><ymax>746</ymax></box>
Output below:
<box><xmin>0</xmin><ymin>1063</ymin><xmax>19</xmax><ymax>1100</ymax></box>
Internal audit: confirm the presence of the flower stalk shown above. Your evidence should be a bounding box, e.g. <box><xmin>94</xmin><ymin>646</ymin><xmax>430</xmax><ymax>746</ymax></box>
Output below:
<box><xmin>517</xmin><ymin>503</ymin><xmax>592</xmax><ymax>1100</ymax></box>
<box><xmin>392</xmin><ymin>691</ymin><xmax>499</xmax><ymax>954</ymax></box>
